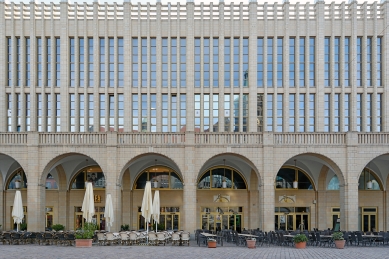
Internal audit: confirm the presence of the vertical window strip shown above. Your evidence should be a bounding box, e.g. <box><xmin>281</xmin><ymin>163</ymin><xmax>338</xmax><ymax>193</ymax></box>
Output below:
<box><xmin>289</xmin><ymin>94</ymin><xmax>295</xmax><ymax>132</ymax></box>
<box><xmin>7</xmin><ymin>94</ymin><xmax>12</xmax><ymax>131</ymax></box>
<box><xmin>79</xmin><ymin>38</ymin><xmax>84</xmax><ymax>87</ymax></box>
<box><xmin>170</xmin><ymin>38</ymin><xmax>178</xmax><ymax>88</ymax></box>
<box><xmin>70</xmin><ymin>94</ymin><xmax>76</xmax><ymax>132</ymax></box>
<box><xmin>108</xmin><ymin>38</ymin><xmax>114</xmax><ymax>87</ymax></box>
<box><xmin>149</xmin><ymin>38</ymin><xmax>156</xmax><ymax>88</ymax></box>
<box><xmin>276</xmin><ymin>94</ymin><xmax>283</xmax><ymax>132</ymax></box>
<box><xmin>356</xmin><ymin>37</ymin><xmax>362</xmax><ymax>87</ymax></box>
<box><xmin>204</xmin><ymin>38</ymin><xmax>210</xmax><ymax>87</ymax></box>
<box><xmin>267</xmin><ymin>38</ymin><xmax>273</xmax><ymax>87</ymax></box>
<box><xmin>243</xmin><ymin>38</ymin><xmax>249</xmax><ymax>88</ymax></box>
<box><xmin>69</xmin><ymin>38</ymin><xmax>75</xmax><ymax>87</ymax></box>
<box><xmin>194</xmin><ymin>94</ymin><xmax>201</xmax><ymax>131</ymax></box>
<box><xmin>213</xmin><ymin>94</ymin><xmax>219</xmax><ymax>132</ymax></box>
<box><xmin>55</xmin><ymin>38</ymin><xmax>60</xmax><ymax>87</ymax></box>
<box><xmin>47</xmin><ymin>94</ymin><xmax>51</xmax><ymax>132</ymax></box>
<box><xmin>55</xmin><ymin>94</ymin><xmax>61</xmax><ymax>132</ymax></box>
<box><xmin>309</xmin><ymin>94</ymin><xmax>315</xmax><ymax>132</ymax></box>
<box><xmin>99</xmin><ymin>94</ymin><xmax>105</xmax><ymax>131</ymax></box>
<box><xmin>224</xmin><ymin>94</ymin><xmax>230</xmax><ymax>131</ymax></box>
<box><xmin>88</xmin><ymin>38</ymin><xmax>94</xmax><ymax>87</ymax></box>
<box><xmin>47</xmin><ymin>38</ymin><xmax>51</xmax><ymax>86</ymax></box>
<box><xmin>162</xmin><ymin>38</ymin><xmax>169</xmax><ymax>87</ymax></box>
<box><xmin>37</xmin><ymin>38</ymin><xmax>42</xmax><ymax>87</ymax></box>
<box><xmin>194</xmin><ymin>38</ymin><xmax>201</xmax><ymax>87</ymax></box>
<box><xmin>25</xmin><ymin>94</ymin><xmax>30</xmax><ymax>131</ymax></box>
<box><xmin>344</xmin><ymin>37</ymin><xmax>350</xmax><ymax>87</ymax></box>
<box><xmin>180</xmin><ymin>38</ymin><xmax>186</xmax><ymax>88</ymax></box>
<box><xmin>100</xmin><ymin>38</ymin><xmax>105</xmax><ymax>87</ymax></box>
<box><xmin>7</xmin><ymin>38</ymin><xmax>12</xmax><ymax>86</ymax></box>
<box><xmin>141</xmin><ymin>38</ymin><xmax>147</xmax><ymax>87</ymax></box>
<box><xmin>118</xmin><ymin>38</ymin><xmax>124</xmax><ymax>87</ymax></box>
<box><xmin>132</xmin><ymin>94</ymin><xmax>138</xmax><ymax>132</ymax></box>
<box><xmin>366</xmin><ymin>93</ymin><xmax>372</xmax><ymax>132</ymax></box>
<box><xmin>266</xmin><ymin>94</ymin><xmax>273</xmax><ymax>131</ymax></box>
<box><xmin>26</xmin><ymin>38</ymin><xmax>31</xmax><ymax>87</ymax></box>
<box><xmin>80</xmin><ymin>94</ymin><xmax>85</xmax><ymax>132</ymax></box>
<box><xmin>118</xmin><ymin>94</ymin><xmax>124</xmax><ymax>131</ymax></box>
<box><xmin>88</xmin><ymin>94</ymin><xmax>94</xmax><ymax>132</ymax></box>
<box><xmin>257</xmin><ymin>94</ymin><xmax>264</xmax><ymax>132</ymax></box>
<box><xmin>37</xmin><ymin>94</ymin><xmax>43</xmax><ymax>132</ymax></box>
<box><xmin>242</xmin><ymin>94</ymin><xmax>248</xmax><ymax>132</ymax></box>
<box><xmin>180</xmin><ymin>94</ymin><xmax>186</xmax><ymax>131</ymax></box>
<box><xmin>356</xmin><ymin>93</ymin><xmax>362</xmax><ymax>132</ymax></box>
<box><xmin>17</xmin><ymin>94</ymin><xmax>21</xmax><ymax>131</ymax></box>
<box><xmin>289</xmin><ymin>38</ymin><xmax>295</xmax><ymax>87</ymax></box>
<box><xmin>366</xmin><ymin>37</ymin><xmax>372</xmax><ymax>87</ymax></box>
<box><xmin>162</xmin><ymin>94</ymin><xmax>168</xmax><ymax>132</ymax></box>
<box><xmin>377</xmin><ymin>93</ymin><xmax>382</xmax><ymax>132</ymax></box>
<box><xmin>334</xmin><ymin>94</ymin><xmax>340</xmax><ymax>132</ymax></box>
<box><xmin>324</xmin><ymin>37</ymin><xmax>330</xmax><ymax>87</ymax></box>
<box><xmin>109</xmin><ymin>95</ymin><xmax>114</xmax><ymax>131</ymax></box>
<box><xmin>324</xmin><ymin>94</ymin><xmax>330</xmax><ymax>132</ymax></box>
<box><xmin>299</xmin><ymin>94</ymin><xmax>305</xmax><ymax>132</ymax></box>
<box><xmin>141</xmin><ymin>94</ymin><xmax>147</xmax><ymax>131</ymax></box>
<box><xmin>233</xmin><ymin>94</ymin><xmax>239</xmax><ymax>131</ymax></box>
<box><xmin>299</xmin><ymin>37</ymin><xmax>305</xmax><ymax>87</ymax></box>
<box><xmin>224</xmin><ymin>38</ymin><xmax>231</xmax><ymax>87</ymax></box>
<box><xmin>377</xmin><ymin>37</ymin><xmax>382</xmax><ymax>86</ymax></box>
<box><xmin>213</xmin><ymin>38</ymin><xmax>219</xmax><ymax>87</ymax></box>
<box><xmin>16</xmin><ymin>38</ymin><xmax>21</xmax><ymax>86</ymax></box>
<box><xmin>309</xmin><ymin>37</ymin><xmax>315</xmax><ymax>87</ymax></box>
<box><xmin>132</xmin><ymin>38</ymin><xmax>138</xmax><ymax>87</ymax></box>
<box><xmin>171</xmin><ymin>95</ymin><xmax>177</xmax><ymax>132</ymax></box>
<box><xmin>233</xmin><ymin>38</ymin><xmax>239</xmax><ymax>87</ymax></box>
<box><xmin>277</xmin><ymin>38</ymin><xmax>283</xmax><ymax>87</ymax></box>
<box><xmin>204</xmin><ymin>94</ymin><xmax>210</xmax><ymax>131</ymax></box>
<box><xmin>344</xmin><ymin>94</ymin><xmax>350</xmax><ymax>132</ymax></box>
<box><xmin>257</xmin><ymin>38</ymin><xmax>264</xmax><ymax>87</ymax></box>
<box><xmin>150</xmin><ymin>94</ymin><xmax>156</xmax><ymax>132</ymax></box>
<box><xmin>334</xmin><ymin>37</ymin><xmax>340</xmax><ymax>87</ymax></box>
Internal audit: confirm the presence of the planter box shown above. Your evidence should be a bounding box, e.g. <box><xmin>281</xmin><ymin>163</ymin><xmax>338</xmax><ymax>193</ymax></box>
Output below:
<box><xmin>207</xmin><ymin>241</ymin><xmax>217</xmax><ymax>248</ymax></box>
<box><xmin>246</xmin><ymin>239</ymin><xmax>256</xmax><ymax>249</ymax></box>
<box><xmin>295</xmin><ymin>241</ymin><xmax>306</xmax><ymax>249</ymax></box>
<box><xmin>334</xmin><ymin>240</ymin><xmax>346</xmax><ymax>249</ymax></box>
<box><xmin>76</xmin><ymin>239</ymin><xmax>93</xmax><ymax>248</ymax></box>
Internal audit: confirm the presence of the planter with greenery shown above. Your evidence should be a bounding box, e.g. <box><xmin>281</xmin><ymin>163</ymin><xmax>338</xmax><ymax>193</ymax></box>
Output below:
<box><xmin>20</xmin><ymin>222</ymin><xmax>27</xmax><ymax>231</ymax></box>
<box><xmin>52</xmin><ymin>224</ymin><xmax>65</xmax><ymax>232</ymax></box>
<box><xmin>332</xmin><ymin>232</ymin><xmax>345</xmax><ymax>249</ymax></box>
<box><xmin>75</xmin><ymin>223</ymin><xmax>97</xmax><ymax>248</ymax></box>
<box><xmin>207</xmin><ymin>238</ymin><xmax>217</xmax><ymax>248</ymax></box>
<box><xmin>293</xmin><ymin>234</ymin><xmax>308</xmax><ymax>249</ymax></box>
<box><xmin>120</xmin><ymin>224</ymin><xmax>129</xmax><ymax>231</ymax></box>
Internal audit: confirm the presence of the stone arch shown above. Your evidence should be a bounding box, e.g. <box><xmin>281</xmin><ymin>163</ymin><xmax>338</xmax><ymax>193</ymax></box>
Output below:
<box><xmin>117</xmin><ymin>152</ymin><xmax>184</xmax><ymax>191</ymax></box>
<box><xmin>355</xmin><ymin>154</ymin><xmax>388</xmax><ymax>191</ymax></box>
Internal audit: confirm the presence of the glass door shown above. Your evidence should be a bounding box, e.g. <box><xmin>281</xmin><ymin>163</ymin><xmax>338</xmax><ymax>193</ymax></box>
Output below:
<box><xmin>75</xmin><ymin>206</ymin><xmax>105</xmax><ymax>230</ymax></box>
<box><xmin>45</xmin><ymin>207</ymin><xmax>54</xmax><ymax>229</ymax></box>
<box><xmin>361</xmin><ymin>207</ymin><xmax>378</xmax><ymax>232</ymax></box>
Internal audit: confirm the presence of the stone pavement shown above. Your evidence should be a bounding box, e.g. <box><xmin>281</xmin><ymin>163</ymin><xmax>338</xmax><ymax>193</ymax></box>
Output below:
<box><xmin>1</xmin><ymin>241</ymin><xmax>388</xmax><ymax>259</ymax></box>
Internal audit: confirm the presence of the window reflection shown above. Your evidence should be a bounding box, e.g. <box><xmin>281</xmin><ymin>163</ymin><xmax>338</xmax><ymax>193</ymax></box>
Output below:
<box><xmin>275</xmin><ymin>167</ymin><xmax>313</xmax><ymax>190</ymax></box>
<box><xmin>198</xmin><ymin>167</ymin><xmax>246</xmax><ymax>189</ymax></box>
<box><xmin>7</xmin><ymin>169</ymin><xmax>27</xmax><ymax>189</ymax></box>
<box><xmin>135</xmin><ymin>167</ymin><xmax>183</xmax><ymax>190</ymax></box>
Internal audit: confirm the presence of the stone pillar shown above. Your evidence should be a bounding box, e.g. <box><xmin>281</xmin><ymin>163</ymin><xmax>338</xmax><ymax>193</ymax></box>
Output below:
<box><xmin>261</xmin><ymin>132</ymin><xmax>274</xmax><ymax>231</ymax></box>
<box><xmin>58</xmin><ymin>190</ymin><xmax>67</xmax><ymax>227</ymax></box>
<box><xmin>183</xmin><ymin>131</ymin><xmax>196</xmax><ymax>233</ymax></box>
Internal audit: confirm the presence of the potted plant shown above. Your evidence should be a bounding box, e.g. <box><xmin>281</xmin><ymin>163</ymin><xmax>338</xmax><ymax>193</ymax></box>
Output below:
<box><xmin>52</xmin><ymin>224</ymin><xmax>65</xmax><ymax>232</ymax></box>
<box><xmin>207</xmin><ymin>238</ymin><xmax>217</xmax><ymax>248</ymax></box>
<box><xmin>332</xmin><ymin>231</ymin><xmax>345</xmax><ymax>249</ymax></box>
<box><xmin>246</xmin><ymin>237</ymin><xmax>256</xmax><ymax>249</ymax></box>
<box><xmin>293</xmin><ymin>233</ymin><xmax>308</xmax><ymax>249</ymax></box>
<box><xmin>120</xmin><ymin>224</ymin><xmax>129</xmax><ymax>231</ymax></box>
<box><xmin>20</xmin><ymin>222</ymin><xmax>27</xmax><ymax>231</ymax></box>
<box><xmin>75</xmin><ymin>222</ymin><xmax>97</xmax><ymax>248</ymax></box>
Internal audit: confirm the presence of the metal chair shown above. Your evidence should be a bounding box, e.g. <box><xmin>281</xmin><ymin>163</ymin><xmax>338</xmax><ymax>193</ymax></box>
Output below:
<box><xmin>181</xmin><ymin>232</ymin><xmax>190</xmax><ymax>246</ymax></box>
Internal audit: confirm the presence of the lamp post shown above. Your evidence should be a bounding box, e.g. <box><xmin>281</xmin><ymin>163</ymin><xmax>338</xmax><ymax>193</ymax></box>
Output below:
<box><xmin>293</xmin><ymin>159</ymin><xmax>298</xmax><ymax>189</ymax></box>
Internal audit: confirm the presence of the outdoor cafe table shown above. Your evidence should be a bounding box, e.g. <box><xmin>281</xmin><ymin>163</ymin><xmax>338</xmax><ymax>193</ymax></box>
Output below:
<box><xmin>238</xmin><ymin>234</ymin><xmax>259</xmax><ymax>238</ymax></box>
<box><xmin>362</xmin><ymin>234</ymin><xmax>383</xmax><ymax>245</ymax></box>
<box><xmin>200</xmin><ymin>233</ymin><xmax>217</xmax><ymax>237</ymax></box>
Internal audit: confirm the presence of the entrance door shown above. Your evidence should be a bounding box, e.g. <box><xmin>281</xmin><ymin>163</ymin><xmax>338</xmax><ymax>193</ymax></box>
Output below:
<box><xmin>275</xmin><ymin>207</ymin><xmax>310</xmax><ymax>231</ymax></box>
<box><xmin>74</xmin><ymin>206</ymin><xmax>105</xmax><ymax>230</ymax></box>
<box><xmin>361</xmin><ymin>207</ymin><xmax>378</xmax><ymax>232</ymax></box>
<box><xmin>138</xmin><ymin>206</ymin><xmax>180</xmax><ymax>231</ymax></box>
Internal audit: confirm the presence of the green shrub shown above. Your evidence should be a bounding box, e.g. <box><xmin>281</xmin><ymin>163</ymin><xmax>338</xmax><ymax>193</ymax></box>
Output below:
<box><xmin>293</xmin><ymin>233</ymin><xmax>308</xmax><ymax>243</ymax></box>
<box><xmin>121</xmin><ymin>224</ymin><xmax>130</xmax><ymax>231</ymax></box>
<box><xmin>75</xmin><ymin>222</ymin><xmax>97</xmax><ymax>239</ymax></box>
<box><xmin>332</xmin><ymin>231</ymin><xmax>344</xmax><ymax>240</ymax></box>
<box><xmin>52</xmin><ymin>224</ymin><xmax>65</xmax><ymax>231</ymax></box>
<box><xmin>20</xmin><ymin>222</ymin><xmax>27</xmax><ymax>231</ymax></box>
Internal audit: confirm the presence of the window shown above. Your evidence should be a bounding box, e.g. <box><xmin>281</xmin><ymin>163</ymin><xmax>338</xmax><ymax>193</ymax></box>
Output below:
<box><xmin>299</xmin><ymin>37</ymin><xmax>305</xmax><ymax>87</ymax></box>
<box><xmin>25</xmin><ymin>38</ymin><xmax>31</xmax><ymax>87</ymax></box>
<box><xmin>224</xmin><ymin>38</ymin><xmax>231</xmax><ymax>87</ymax></box>
<box><xmin>267</xmin><ymin>38</ymin><xmax>273</xmax><ymax>87</ymax></box>
<box><xmin>309</xmin><ymin>94</ymin><xmax>315</xmax><ymax>132</ymax></box>
<box><xmin>344</xmin><ymin>94</ymin><xmax>350</xmax><ymax>132</ymax></box>
<box><xmin>46</xmin><ymin>38</ymin><xmax>51</xmax><ymax>86</ymax></box>
<box><xmin>213</xmin><ymin>38</ymin><xmax>219</xmax><ymax>87</ymax></box>
<box><xmin>141</xmin><ymin>94</ymin><xmax>147</xmax><ymax>132</ymax></box>
<box><xmin>37</xmin><ymin>38</ymin><xmax>42</xmax><ymax>87</ymax></box>
<box><xmin>233</xmin><ymin>94</ymin><xmax>240</xmax><ymax>132</ymax></box>
<box><xmin>327</xmin><ymin>175</ymin><xmax>339</xmax><ymax>190</ymax></box>
<box><xmin>267</xmin><ymin>94</ymin><xmax>273</xmax><ymax>131</ymax></box>
<box><xmin>149</xmin><ymin>38</ymin><xmax>156</xmax><ymax>88</ymax></box>
<box><xmin>366</xmin><ymin>37</ymin><xmax>372</xmax><ymax>87</ymax></box>
<box><xmin>141</xmin><ymin>38</ymin><xmax>147</xmax><ymax>87</ymax></box>
<box><xmin>55</xmin><ymin>38</ymin><xmax>60</xmax><ymax>87</ymax></box>
<box><xmin>204</xmin><ymin>38</ymin><xmax>210</xmax><ymax>87</ymax></box>
<box><xmin>132</xmin><ymin>94</ymin><xmax>138</xmax><ymax>132</ymax></box>
<box><xmin>334</xmin><ymin>37</ymin><xmax>340</xmax><ymax>87</ymax></box>
<box><xmin>299</xmin><ymin>94</ymin><xmax>305</xmax><ymax>132</ymax></box>
<box><xmin>7</xmin><ymin>94</ymin><xmax>12</xmax><ymax>131</ymax></box>
<box><xmin>233</xmin><ymin>38</ymin><xmax>239</xmax><ymax>87</ymax></box>
<box><xmin>359</xmin><ymin>167</ymin><xmax>381</xmax><ymax>190</ymax></box>
<box><xmin>100</xmin><ymin>38</ymin><xmax>105</xmax><ymax>87</ymax></box>
<box><xmin>180</xmin><ymin>38</ymin><xmax>186</xmax><ymax>88</ymax></box>
<box><xmin>69</xmin><ymin>38</ymin><xmax>75</xmax><ymax>87</ymax></box>
<box><xmin>171</xmin><ymin>95</ymin><xmax>177</xmax><ymax>132</ymax></box>
<box><xmin>180</xmin><ymin>94</ymin><xmax>186</xmax><ymax>132</ymax></box>
<box><xmin>324</xmin><ymin>37</ymin><xmax>330</xmax><ymax>87</ymax></box>
<box><xmin>47</xmin><ymin>94</ymin><xmax>52</xmax><ymax>132</ymax></box>
<box><xmin>55</xmin><ymin>94</ymin><xmax>61</xmax><ymax>132</ymax></box>
<box><xmin>80</xmin><ymin>94</ymin><xmax>85</xmax><ymax>132</ymax></box>
<box><xmin>309</xmin><ymin>37</ymin><xmax>315</xmax><ymax>87</ymax></box>
<box><xmin>99</xmin><ymin>94</ymin><xmax>105</xmax><ymax>132</ymax></box>
<box><xmin>7</xmin><ymin>169</ymin><xmax>28</xmax><ymax>189</ymax></box>
<box><xmin>194</xmin><ymin>38</ymin><xmax>201</xmax><ymax>87</ymax></box>
<box><xmin>243</xmin><ymin>94</ymin><xmax>248</xmax><ymax>132</ymax></box>
<box><xmin>88</xmin><ymin>94</ymin><xmax>94</xmax><ymax>132</ymax></box>
<box><xmin>277</xmin><ymin>38</ymin><xmax>283</xmax><ymax>87</ymax></box>
<box><xmin>16</xmin><ymin>38</ymin><xmax>21</xmax><ymax>86</ymax></box>
<box><xmin>324</xmin><ymin>94</ymin><xmax>330</xmax><ymax>132</ymax></box>
<box><xmin>366</xmin><ymin>94</ymin><xmax>372</xmax><ymax>132</ymax></box>
<box><xmin>357</xmin><ymin>37</ymin><xmax>362</xmax><ymax>87</ymax></box>
<box><xmin>17</xmin><ymin>94</ymin><xmax>21</xmax><ymax>131</ymax></box>
<box><xmin>276</xmin><ymin>94</ymin><xmax>283</xmax><ymax>132</ymax></box>
<box><xmin>25</xmin><ymin>94</ymin><xmax>30</xmax><ymax>131</ymax></box>
<box><xmin>45</xmin><ymin>174</ymin><xmax>58</xmax><ymax>190</ymax></box>
<box><xmin>195</xmin><ymin>94</ymin><xmax>201</xmax><ymax>131</ymax></box>
<box><xmin>377</xmin><ymin>94</ymin><xmax>382</xmax><ymax>132</ymax></box>
<box><xmin>257</xmin><ymin>94</ymin><xmax>264</xmax><ymax>132</ymax></box>
<box><xmin>37</xmin><ymin>94</ymin><xmax>43</xmax><ymax>131</ymax></box>
<box><xmin>198</xmin><ymin>166</ymin><xmax>247</xmax><ymax>189</ymax></box>
<box><xmin>243</xmin><ymin>38</ymin><xmax>249</xmax><ymax>87</ymax></box>
<box><xmin>108</xmin><ymin>95</ymin><xmax>114</xmax><ymax>131</ymax></box>
<box><xmin>108</xmin><ymin>38</ymin><xmax>114</xmax><ymax>87</ymax></box>
<box><xmin>289</xmin><ymin>38</ymin><xmax>295</xmax><ymax>87</ymax></box>
<box><xmin>344</xmin><ymin>37</ymin><xmax>350</xmax><ymax>87</ymax></box>
<box><xmin>224</xmin><ymin>94</ymin><xmax>231</xmax><ymax>131</ymax></box>
<box><xmin>289</xmin><ymin>94</ymin><xmax>295</xmax><ymax>132</ymax></box>
<box><xmin>151</xmin><ymin>94</ymin><xmax>156</xmax><ymax>132</ymax></box>
<box><xmin>70</xmin><ymin>94</ymin><xmax>75</xmax><ymax>132</ymax></box>
<box><xmin>276</xmin><ymin>167</ymin><xmax>314</xmax><ymax>190</ymax></box>
<box><xmin>162</xmin><ymin>94</ymin><xmax>168</xmax><ymax>132</ymax></box>
<box><xmin>334</xmin><ymin>94</ymin><xmax>339</xmax><ymax>132</ymax></box>
<box><xmin>7</xmin><ymin>37</ymin><xmax>11</xmax><ymax>86</ymax></box>
<box><xmin>79</xmin><ymin>38</ymin><xmax>85</xmax><ymax>87</ymax></box>
<box><xmin>132</xmin><ymin>38</ymin><xmax>138</xmax><ymax>87</ymax></box>
<box><xmin>71</xmin><ymin>166</ymin><xmax>105</xmax><ymax>189</ymax></box>
<box><xmin>356</xmin><ymin>93</ymin><xmax>362</xmax><ymax>132</ymax></box>
<box><xmin>257</xmin><ymin>38</ymin><xmax>264</xmax><ymax>87</ymax></box>
<box><xmin>118</xmin><ymin>94</ymin><xmax>124</xmax><ymax>132</ymax></box>
<box><xmin>213</xmin><ymin>94</ymin><xmax>219</xmax><ymax>132</ymax></box>
<box><xmin>88</xmin><ymin>38</ymin><xmax>94</xmax><ymax>87</ymax></box>
<box><xmin>377</xmin><ymin>37</ymin><xmax>382</xmax><ymax>86</ymax></box>
<box><xmin>135</xmin><ymin>167</ymin><xmax>183</xmax><ymax>190</ymax></box>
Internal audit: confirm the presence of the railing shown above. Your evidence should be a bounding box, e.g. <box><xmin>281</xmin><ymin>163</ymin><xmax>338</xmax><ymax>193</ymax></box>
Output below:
<box><xmin>39</xmin><ymin>133</ymin><xmax>107</xmax><ymax>145</ymax></box>
<box><xmin>195</xmin><ymin>133</ymin><xmax>263</xmax><ymax>145</ymax></box>
<box><xmin>117</xmin><ymin>133</ymin><xmax>185</xmax><ymax>145</ymax></box>
<box><xmin>0</xmin><ymin>133</ymin><xmax>27</xmax><ymax>145</ymax></box>
<box><xmin>274</xmin><ymin>133</ymin><xmax>346</xmax><ymax>145</ymax></box>
<box><xmin>358</xmin><ymin>133</ymin><xmax>389</xmax><ymax>145</ymax></box>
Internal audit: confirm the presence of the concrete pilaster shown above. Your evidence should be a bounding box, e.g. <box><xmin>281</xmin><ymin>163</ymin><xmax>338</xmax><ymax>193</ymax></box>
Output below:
<box><xmin>261</xmin><ymin>132</ymin><xmax>274</xmax><ymax>231</ymax></box>
<box><xmin>183</xmin><ymin>131</ymin><xmax>196</xmax><ymax>233</ymax></box>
